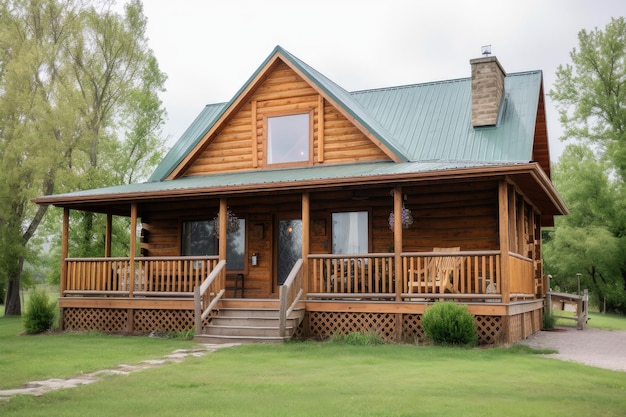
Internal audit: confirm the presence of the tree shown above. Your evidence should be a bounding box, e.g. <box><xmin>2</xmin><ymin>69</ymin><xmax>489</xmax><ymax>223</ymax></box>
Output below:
<box><xmin>547</xmin><ymin>17</ymin><xmax>626</xmax><ymax>313</ymax></box>
<box><xmin>550</xmin><ymin>17</ymin><xmax>626</xmax><ymax>180</ymax></box>
<box><xmin>543</xmin><ymin>145</ymin><xmax>626</xmax><ymax>312</ymax></box>
<box><xmin>0</xmin><ymin>0</ymin><xmax>166</xmax><ymax>315</ymax></box>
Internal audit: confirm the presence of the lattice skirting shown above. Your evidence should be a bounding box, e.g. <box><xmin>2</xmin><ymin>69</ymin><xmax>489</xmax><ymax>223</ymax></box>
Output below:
<box><xmin>62</xmin><ymin>306</ymin><xmax>540</xmax><ymax>343</ymax></box>
<box><xmin>308</xmin><ymin>312</ymin><xmax>398</xmax><ymax>342</ymax></box>
<box><xmin>474</xmin><ymin>315</ymin><xmax>504</xmax><ymax>344</ymax></box>
<box><xmin>62</xmin><ymin>307</ymin><xmax>200</xmax><ymax>334</ymax></box>
<box><xmin>308</xmin><ymin>312</ymin><xmax>508</xmax><ymax>344</ymax></box>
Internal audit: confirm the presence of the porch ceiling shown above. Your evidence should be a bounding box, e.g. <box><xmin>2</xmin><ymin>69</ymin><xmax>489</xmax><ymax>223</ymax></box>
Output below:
<box><xmin>32</xmin><ymin>161</ymin><xmax>567</xmax><ymax>219</ymax></box>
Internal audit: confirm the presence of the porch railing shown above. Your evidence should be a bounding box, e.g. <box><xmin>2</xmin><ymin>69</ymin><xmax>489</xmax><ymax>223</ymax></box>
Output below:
<box><xmin>63</xmin><ymin>256</ymin><xmax>220</xmax><ymax>297</ymax></box>
<box><xmin>279</xmin><ymin>259</ymin><xmax>304</xmax><ymax>337</ymax></box>
<box><xmin>508</xmin><ymin>252</ymin><xmax>536</xmax><ymax>298</ymax></box>
<box><xmin>308</xmin><ymin>251</ymin><xmax>513</xmax><ymax>301</ymax></box>
<box><xmin>194</xmin><ymin>260</ymin><xmax>227</xmax><ymax>332</ymax></box>
<box><xmin>308</xmin><ymin>253</ymin><xmax>395</xmax><ymax>298</ymax></box>
<box><xmin>401</xmin><ymin>250</ymin><xmax>501</xmax><ymax>299</ymax></box>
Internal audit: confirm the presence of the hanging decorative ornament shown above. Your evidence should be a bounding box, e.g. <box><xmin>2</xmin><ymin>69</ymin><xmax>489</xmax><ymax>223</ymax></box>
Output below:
<box><xmin>213</xmin><ymin>208</ymin><xmax>240</xmax><ymax>236</ymax></box>
<box><xmin>388</xmin><ymin>204</ymin><xmax>413</xmax><ymax>230</ymax></box>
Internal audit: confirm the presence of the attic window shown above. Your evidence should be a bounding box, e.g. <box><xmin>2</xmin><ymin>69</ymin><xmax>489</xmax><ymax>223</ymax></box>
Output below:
<box><xmin>267</xmin><ymin>113</ymin><xmax>311</xmax><ymax>165</ymax></box>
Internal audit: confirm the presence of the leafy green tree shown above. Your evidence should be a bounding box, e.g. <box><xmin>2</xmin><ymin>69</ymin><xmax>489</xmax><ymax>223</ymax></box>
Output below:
<box><xmin>551</xmin><ymin>17</ymin><xmax>626</xmax><ymax>181</ymax></box>
<box><xmin>547</xmin><ymin>17</ymin><xmax>626</xmax><ymax>313</ymax></box>
<box><xmin>544</xmin><ymin>145</ymin><xmax>626</xmax><ymax>312</ymax></box>
<box><xmin>0</xmin><ymin>0</ymin><xmax>166</xmax><ymax>315</ymax></box>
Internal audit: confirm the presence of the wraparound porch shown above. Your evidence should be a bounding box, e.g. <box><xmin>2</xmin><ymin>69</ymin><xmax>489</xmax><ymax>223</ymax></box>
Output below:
<box><xmin>57</xmin><ymin>251</ymin><xmax>544</xmax><ymax>344</ymax></box>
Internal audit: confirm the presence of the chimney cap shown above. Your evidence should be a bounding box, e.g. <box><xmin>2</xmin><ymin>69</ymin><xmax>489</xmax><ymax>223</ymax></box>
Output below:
<box><xmin>469</xmin><ymin>55</ymin><xmax>506</xmax><ymax>76</ymax></box>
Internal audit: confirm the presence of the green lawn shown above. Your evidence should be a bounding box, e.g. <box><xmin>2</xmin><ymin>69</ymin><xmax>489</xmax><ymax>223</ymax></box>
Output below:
<box><xmin>0</xmin><ymin>315</ymin><xmax>197</xmax><ymax>390</ymax></box>
<box><xmin>1</xmin><ymin>313</ymin><xmax>625</xmax><ymax>417</ymax></box>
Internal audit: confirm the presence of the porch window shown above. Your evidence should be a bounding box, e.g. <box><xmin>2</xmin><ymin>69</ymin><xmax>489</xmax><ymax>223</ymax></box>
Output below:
<box><xmin>267</xmin><ymin>113</ymin><xmax>310</xmax><ymax>164</ymax></box>
<box><xmin>181</xmin><ymin>219</ymin><xmax>246</xmax><ymax>271</ymax></box>
<box><xmin>332</xmin><ymin>211</ymin><xmax>368</xmax><ymax>254</ymax></box>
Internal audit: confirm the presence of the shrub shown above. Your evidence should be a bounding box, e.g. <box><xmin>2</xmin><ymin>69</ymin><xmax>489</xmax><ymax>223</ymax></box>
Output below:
<box><xmin>23</xmin><ymin>288</ymin><xmax>57</xmax><ymax>334</ymax></box>
<box><xmin>422</xmin><ymin>302</ymin><xmax>478</xmax><ymax>346</ymax></box>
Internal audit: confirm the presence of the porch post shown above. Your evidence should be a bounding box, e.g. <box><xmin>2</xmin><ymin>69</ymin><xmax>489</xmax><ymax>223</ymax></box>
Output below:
<box><xmin>105</xmin><ymin>213</ymin><xmax>112</xmax><ymax>257</ymax></box>
<box><xmin>218</xmin><ymin>198</ymin><xmax>227</xmax><ymax>261</ymax></box>
<box><xmin>60</xmin><ymin>208</ymin><xmax>69</xmax><ymax>295</ymax></box>
<box><xmin>129</xmin><ymin>203</ymin><xmax>137</xmax><ymax>298</ymax></box>
<box><xmin>59</xmin><ymin>208</ymin><xmax>69</xmax><ymax>332</ymax></box>
<box><xmin>498</xmin><ymin>181</ymin><xmax>511</xmax><ymax>304</ymax></box>
<box><xmin>393</xmin><ymin>185</ymin><xmax>403</xmax><ymax>302</ymax></box>
<box><xmin>302</xmin><ymin>192</ymin><xmax>310</xmax><ymax>295</ymax></box>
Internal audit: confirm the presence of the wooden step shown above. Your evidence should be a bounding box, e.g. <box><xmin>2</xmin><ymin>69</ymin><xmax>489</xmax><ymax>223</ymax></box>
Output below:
<box><xmin>207</xmin><ymin>324</ymin><xmax>294</xmax><ymax>337</ymax></box>
<box><xmin>210</xmin><ymin>315</ymin><xmax>298</xmax><ymax>327</ymax></box>
<box><xmin>194</xmin><ymin>300</ymin><xmax>304</xmax><ymax>344</ymax></box>
<box><xmin>217</xmin><ymin>307</ymin><xmax>281</xmax><ymax>318</ymax></box>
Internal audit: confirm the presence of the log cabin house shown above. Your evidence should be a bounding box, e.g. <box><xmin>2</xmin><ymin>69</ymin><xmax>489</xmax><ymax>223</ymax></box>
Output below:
<box><xmin>33</xmin><ymin>46</ymin><xmax>567</xmax><ymax>344</ymax></box>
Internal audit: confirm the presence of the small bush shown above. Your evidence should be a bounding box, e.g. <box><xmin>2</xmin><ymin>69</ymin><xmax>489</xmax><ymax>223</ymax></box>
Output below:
<box><xmin>328</xmin><ymin>331</ymin><xmax>385</xmax><ymax>346</ymax></box>
<box><xmin>422</xmin><ymin>302</ymin><xmax>478</xmax><ymax>346</ymax></box>
<box><xmin>23</xmin><ymin>288</ymin><xmax>57</xmax><ymax>334</ymax></box>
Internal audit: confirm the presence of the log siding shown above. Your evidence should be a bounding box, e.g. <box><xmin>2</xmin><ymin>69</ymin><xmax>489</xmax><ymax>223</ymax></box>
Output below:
<box><xmin>182</xmin><ymin>62</ymin><xmax>388</xmax><ymax>176</ymax></box>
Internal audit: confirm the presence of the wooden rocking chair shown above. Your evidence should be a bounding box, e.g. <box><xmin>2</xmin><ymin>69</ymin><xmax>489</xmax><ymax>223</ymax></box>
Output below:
<box><xmin>408</xmin><ymin>247</ymin><xmax>462</xmax><ymax>294</ymax></box>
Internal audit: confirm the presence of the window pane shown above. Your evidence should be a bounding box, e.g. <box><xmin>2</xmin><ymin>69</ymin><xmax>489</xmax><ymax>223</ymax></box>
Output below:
<box><xmin>225</xmin><ymin>219</ymin><xmax>245</xmax><ymax>271</ymax></box>
<box><xmin>277</xmin><ymin>219</ymin><xmax>302</xmax><ymax>285</ymax></box>
<box><xmin>182</xmin><ymin>219</ymin><xmax>246</xmax><ymax>271</ymax></box>
<box><xmin>182</xmin><ymin>220</ymin><xmax>215</xmax><ymax>256</ymax></box>
<box><xmin>332</xmin><ymin>212</ymin><xmax>368</xmax><ymax>254</ymax></box>
<box><xmin>267</xmin><ymin>113</ymin><xmax>309</xmax><ymax>164</ymax></box>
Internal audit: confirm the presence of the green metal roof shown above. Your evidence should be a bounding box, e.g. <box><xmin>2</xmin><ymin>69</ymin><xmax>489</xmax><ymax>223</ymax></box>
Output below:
<box><xmin>37</xmin><ymin>46</ymin><xmax>558</xmax><ymax>212</ymax></box>
<box><xmin>351</xmin><ymin>72</ymin><xmax>541</xmax><ymax>162</ymax></box>
<box><xmin>149</xmin><ymin>102</ymin><xmax>226</xmax><ymax>181</ymax></box>
<box><xmin>149</xmin><ymin>46</ymin><xmax>541</xmax><ymax>182</ymax></box>
<box><xmin>34</xmin><ymin>158</ymin><xmax>566</xmax><ymax>218</ymax></box>
<box><xmin>39</xmin><ymin>160</ymin><xmax>518</xmax><ymax>200</ymax></box>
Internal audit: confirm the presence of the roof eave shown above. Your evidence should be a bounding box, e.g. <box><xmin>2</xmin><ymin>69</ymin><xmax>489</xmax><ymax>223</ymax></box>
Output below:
<box><xmin>33</xmin><ymin>163</ymin><xmax>567</xmax><ymax>218</ymax></box>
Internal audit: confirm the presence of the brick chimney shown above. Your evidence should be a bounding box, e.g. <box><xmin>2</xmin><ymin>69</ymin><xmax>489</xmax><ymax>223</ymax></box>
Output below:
<box><xmin>470</xmin><ymin>56</ymin><xmax>506</xmax><ymax>127</ymax></box>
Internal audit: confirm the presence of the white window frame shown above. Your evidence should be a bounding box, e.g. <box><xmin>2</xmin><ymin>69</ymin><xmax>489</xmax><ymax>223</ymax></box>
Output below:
<box><xmin>265</xmin><ymin>111</ymin><xmax>313</xmax><ymax>166</ymax></box>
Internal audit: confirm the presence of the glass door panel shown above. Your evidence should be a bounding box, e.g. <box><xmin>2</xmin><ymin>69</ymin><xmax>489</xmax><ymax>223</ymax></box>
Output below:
<box><xmin>277</xmin><ymin>219</ymin><xmax>302</xmax><ymax>285</ymax></box>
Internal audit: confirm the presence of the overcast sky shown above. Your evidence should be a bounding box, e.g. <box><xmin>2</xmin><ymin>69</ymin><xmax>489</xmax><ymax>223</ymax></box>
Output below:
<box><xmin>132</xmin><ymin>0</ymin><xmax>624</xmax><ymax>161</ymax></box>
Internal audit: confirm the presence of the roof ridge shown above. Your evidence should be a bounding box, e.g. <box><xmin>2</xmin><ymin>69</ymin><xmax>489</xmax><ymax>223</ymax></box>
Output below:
<box><xmin>349</xmin><ymin>77</ymin><xmax>469</xmax><ymax>95</ymax></box>
<box><xmin>349</xmin><ymin>69</ymin><xmax>542</xmax><ymax>96</ymax></box>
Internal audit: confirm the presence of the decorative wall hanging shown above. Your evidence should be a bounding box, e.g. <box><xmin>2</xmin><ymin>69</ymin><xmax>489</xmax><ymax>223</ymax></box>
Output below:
<box><xmin>213</xmin><ymin>208</ymin><xmax>240</xmax><ymax>236</ymax></box>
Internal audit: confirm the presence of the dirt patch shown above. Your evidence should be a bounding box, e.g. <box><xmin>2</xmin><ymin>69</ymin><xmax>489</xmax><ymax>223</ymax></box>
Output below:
<box><xmin>517</xmin><ymin>327</ymin><xmax>626</xmax><ymax>372</ymax></box>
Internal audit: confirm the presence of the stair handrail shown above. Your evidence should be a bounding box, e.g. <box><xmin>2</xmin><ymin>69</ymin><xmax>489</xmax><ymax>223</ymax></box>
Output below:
<box><xmin>194</xmin><ymin>260</ymin><xmax>227</xmax><ymax>333</ymax></box>
<box><xmin>279</xmin><ymin>259</ymin><xmax>304</xmax><ymax>337</ymax></box>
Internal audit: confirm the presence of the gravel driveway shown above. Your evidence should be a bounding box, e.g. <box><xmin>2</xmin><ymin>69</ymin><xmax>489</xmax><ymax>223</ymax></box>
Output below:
<box><xmin>517</xmin><ymin>327</ymin><xmax>626</xmax><ymax>372</ymax></box>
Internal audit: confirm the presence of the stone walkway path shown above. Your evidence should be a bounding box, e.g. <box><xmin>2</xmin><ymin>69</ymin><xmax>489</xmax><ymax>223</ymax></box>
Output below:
<box><xmin>0</xmin><ymin>343</ymin><xmax>239</xmax><ymax>402</ymax></box>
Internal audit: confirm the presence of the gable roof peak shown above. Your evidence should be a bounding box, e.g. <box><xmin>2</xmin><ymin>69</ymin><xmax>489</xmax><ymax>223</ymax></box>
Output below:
<box><xmin>150</xmin><ymin>47</ymin><xmax>545</xmax><ymax>182</ymax></box>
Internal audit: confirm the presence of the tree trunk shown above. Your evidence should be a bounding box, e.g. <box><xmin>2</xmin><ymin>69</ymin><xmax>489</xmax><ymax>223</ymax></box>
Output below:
<box><xmin>4</xmin><ymin>257</ymin><xmax>24</xmax><ymax>316</ymax></box>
